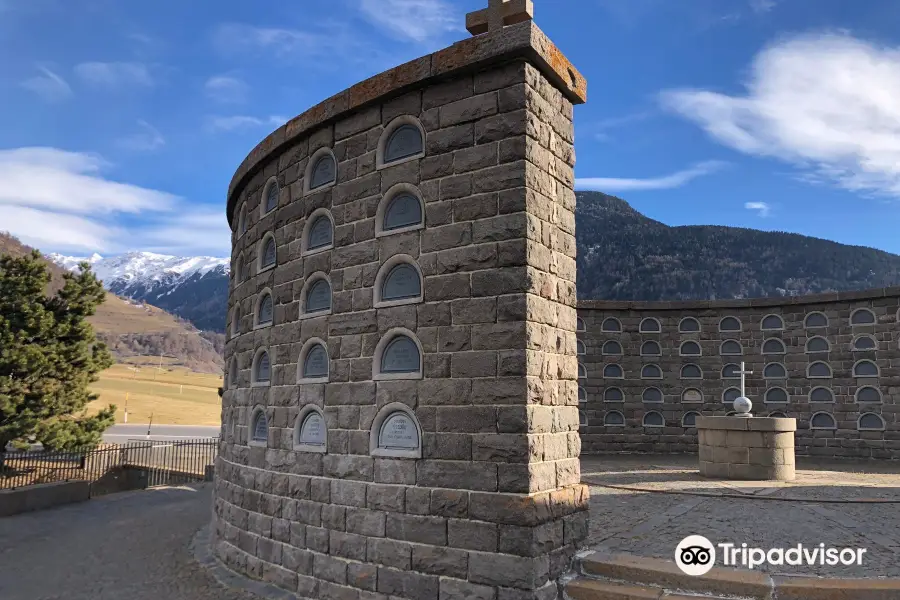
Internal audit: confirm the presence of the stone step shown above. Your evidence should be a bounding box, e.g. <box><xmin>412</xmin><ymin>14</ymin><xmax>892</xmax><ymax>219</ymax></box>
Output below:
<box><xmin>564</xmin><ymin>578</ymin><xmax>734</xmax><ymax>600</ymax></box>
<box><xmin>579</xmin><ymin>551</ymin><xmax>772</xmax><ymax>599</ymax></box>
<box><xmin>573</xmin><ymin>550</ymin><xmax>900</xmax><ymax>600</ymax></box>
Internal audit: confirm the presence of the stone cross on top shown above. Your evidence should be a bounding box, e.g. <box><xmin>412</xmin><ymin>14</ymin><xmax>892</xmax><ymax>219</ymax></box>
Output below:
<box><xmin>466</xmin><ymin>0</ymin><xmax>534</xmax><ymax>36</ymax></box>
<box><xmin>737</xmin><ymin>361</ymin><xmax>753</xmax><ymax>397</ymax></box>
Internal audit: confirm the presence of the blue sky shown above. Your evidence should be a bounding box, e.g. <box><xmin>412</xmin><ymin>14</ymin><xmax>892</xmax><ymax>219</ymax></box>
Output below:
<box><xmin>2</xmin><ymin>0</ymin><xmax>900</xmax><ymax>257</ymax></box>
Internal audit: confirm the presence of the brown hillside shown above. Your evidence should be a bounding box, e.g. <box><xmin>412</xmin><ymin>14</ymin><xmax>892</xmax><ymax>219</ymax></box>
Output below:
<box><xmin>0</xmin><ymin>232</ymin><xmax>224</xmax><ymax>374</ymax></box>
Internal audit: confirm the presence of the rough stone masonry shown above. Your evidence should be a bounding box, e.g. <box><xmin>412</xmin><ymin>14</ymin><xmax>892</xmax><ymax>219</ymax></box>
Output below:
<box><xmin>214</xmin><ymin>10</ymin><xmax>590</xmax><ymax>600</ymax></box>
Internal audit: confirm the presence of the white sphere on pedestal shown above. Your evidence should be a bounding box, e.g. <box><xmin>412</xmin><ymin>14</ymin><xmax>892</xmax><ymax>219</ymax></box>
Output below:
<box><xmin>733</xmin><ymin>396</ymin><xmax>752</xmax><ymax>416</ymax></box>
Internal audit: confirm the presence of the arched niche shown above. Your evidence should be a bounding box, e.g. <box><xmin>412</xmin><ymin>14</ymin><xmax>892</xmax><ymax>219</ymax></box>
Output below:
<box><xmin>304</xmin><ymin>146</ymin><xmax>337</xmax><ymax>194</ymax></box>
<box><xmin>294</xmin><ymin>405</ymin><xmax>327</xmax><ymax>453</ymax></box>
<box><xmin>377</xmin><ymin>116</ymin><xmax>425</xmax><ymax>169</ymax></box>
<box><xmin>376</xmin><ymin>183</ymin><xmax>425</xmax><ymax>237</ymax></box>
<box><xmin>297</xmin><ymin>338</ymin><xmax>330</xmax><ymax>383</ymax></box>
<box><xmin>373</xmin><ymin>255</ymin><xmax>423</xmax><ymax>308</ymax></box>
<box><xmin>302</xmin><ymin>208</ymin><xmax>335</xmax><ymax>256</ymax></box>
<box><xmin>373</xmin><ymin>328</ymin><xmax>423</xmax><ymax>381</ymax></box>
<box><xmin>299</xmin><ymin>273</ymin><xmax>333</xmax><ymax>318</ymax></box>
<box><xmin>370</xmin><ymin>403</ymin><xmax>422</xmax><ymax>459</ymax></box>
<box><xmin>248</xmin><ymin>405</ymin><xmax>269</xmax><ymax>447</ymax></box>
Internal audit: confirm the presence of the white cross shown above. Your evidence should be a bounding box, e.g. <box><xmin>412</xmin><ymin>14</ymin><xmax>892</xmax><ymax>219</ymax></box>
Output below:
<box><xmin>736</xmin><ymin>361</ymin><xmax>753</xmax><ymax>397</ymax></box>
<box><xmin>466</xmin><ymin>0</ymin><xmax>534</xmax><ymax>36</ymax></box>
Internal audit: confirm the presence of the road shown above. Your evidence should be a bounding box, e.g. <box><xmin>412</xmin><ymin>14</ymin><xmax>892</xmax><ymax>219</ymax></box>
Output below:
<box><xmin>0</xmin><ymin>484</ymin><xmax>260</xmax><ymax>600</ymax></box>
<box><xmin>103</xmin><ymin>424</ymin><xmax>219</xmax><ymax>443</ymax></box>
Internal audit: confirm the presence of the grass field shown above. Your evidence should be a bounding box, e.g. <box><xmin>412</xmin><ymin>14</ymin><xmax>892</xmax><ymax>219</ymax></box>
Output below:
<box><xmin>89</xmin><ymin>363</ymin><xmax>222</xmax><ymax>425</ymax></box>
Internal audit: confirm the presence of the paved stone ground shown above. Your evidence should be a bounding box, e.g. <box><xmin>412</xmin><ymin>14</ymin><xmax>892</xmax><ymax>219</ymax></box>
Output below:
<box><xmin>2</xmin><ymin>457</ymin><xmax>898</xmax><ymax>599</ymax></box>
<box><xmin>0</xmin><ymin>484</ymin><xmax>262</xmax><ymax>600</ymax></box>
<box><xmin>584</xmin><ymin>454</ymin><xmax>900</xmax><ymax>578</ymax></box>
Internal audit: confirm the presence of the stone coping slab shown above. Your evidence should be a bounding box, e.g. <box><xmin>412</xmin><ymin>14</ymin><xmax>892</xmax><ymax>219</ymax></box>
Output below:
<box><xmin>225</xmin><ymin>20</ymin><xmax>586</xmax><ymax>224</ymax></box>
<box><xmin>576</xmin><ymin>285</ymin><xmax>900</xmax><ymax>311</ymax></box>
<box><xmin>696</xmin><ymin>416</ymin><xmax>797</xmax><ymax>432</ymax></box>
<box><xmin>574</xmin><ymin>551</ymin><xmax>900</xmax><ymax>600</ymax></box>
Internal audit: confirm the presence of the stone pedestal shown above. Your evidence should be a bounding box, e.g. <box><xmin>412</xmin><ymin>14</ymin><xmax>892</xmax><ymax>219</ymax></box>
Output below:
<box><xmin>697</xmin><ymin>416</ymin><xmax>796</xmax><ymax>481</ymax></box>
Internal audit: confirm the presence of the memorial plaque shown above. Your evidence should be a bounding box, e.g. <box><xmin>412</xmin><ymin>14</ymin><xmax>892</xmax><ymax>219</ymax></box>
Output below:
<box><xmin>252</xmin><ymin>412</ymin><xmax>268</xmax><ymax>441</ymax></box>
<box><xmin>720</xmin><ymin>317</ymin><xmax>741</xmax><ymax>331</ymax></box>
<box><xmin>805</xmin><ymin>313</ymin><xmax>827</xmax><ymax>327</ymax></box>
<box><xmin>641</xmin><ymin>365</ymin><xmax>661</xmax><ymax>378</ymax></box>
<box><xmin>602</xmin><ymin>364</ymin><xmax>620</xmax><ymax>378</ymax></box>
<box><xmin>310</xmin><ymin>155</ymin><xmax>336</xmax><ymax>190</ymax></box>
<box><xmin>384</xmin><ymin>125</ymin><xmax>423</xmax><ymax>162</ymax></box>
<box><xmin>855</xmin><ymin>360</ymin><xmax>878</xmax><ymax>377</ymax></box>
<box><xmin>378</xmin><ymin>412</ymin><xmax>419</xmax><ymax>450</ymax></box>
<box><xmin>256</xmin><ymin>352</ymin><xmax>271</xmax><ymax>382</ymax></box>
<box><xmin>605</xmin><ymin>411</ymin><xmax>625</xmax><ymax>426</ymax></box>
<box><xmin>642</xmin><ymin>388</ymin><xmax>662</xmax><ymax>403</ymax></box>
<box><xmin>306</xmin><ymin>280</ymin><xmax>331</xmax><ymax>313</ymax></box>
<box><xmin>262</xmin><ymin>239</ymin><xmax>276</xmax><ymax>267</ymax></box>
<box><xmin>382</xmin><ymin>264</ymin><xmax>420</xmax><ymax>301</ymax></box>
<box><xmin>683</xmin><ymin>389</ymin><xmax>702</xmax><ymax>403</ymax></box>
<box><xmin>681</xmin><ymin>341</ymin><xmax>701</xmax><ymax>356</ymax></box>
<box><xmin>859</xmin><ymin>413</ymin><xmax>884</xmax><ymax>429</ymax></box>
<box><xmin>854</xmin><ymin>336</ymin><xmax>875</xmax><ymax>350</ymax></box>
<box><xmin>723</xmin><ymin>387</ymin><xmax>740</xmax><ymax>403</ymax></box>
<box><xmin>299</xmin><ymin>412</ymin><xmax>326</xmax><ymax>446</ymax></box>
<box><xmin>578</xmin><ymin>387</ymin><xmax>586</xmax><ymax>403</ymax></box>
<box><xmin>721</xmin><ymin>340</ymin><xmax>742</xmax><ymax>355</ymax></box>
<box><xmin>683</xmin><ymin>412</ymin><xmax>698</xmax><ymax>427</ymax></box>
<box><xmin>383</xmin><ymin>193</ymin><xmax>422</xmax><ymax>230</ymax></box>
<box><xmin>857</xmin><ymin>386</ymin><xmax>880</xmax><ymax>403</ymax></box>
<box><xmin>682</xmin><ymin>365</ymin><xmax>702</xmax><ymax>378</ymax></box>
<box><xmin>259</xmin><ymin>295</ymin><xmax>273</xmax><ymax>324</ymax></box>
<box><xmin>381</xmin><ymin>336</ymin><xmax>420</xmax><ymax>373</ymax></box>
<box><xmin>722</xmin><ymin>364</ymin><xmax>739</xmax><ymax>378</ymax></box>
<box><xmin>265</xmin><ymin>182</ymin><xmax>279</xmax><ymax>212</ymax></box>
<box><xmin>307</xmin><ymin>216</ymin><xmax>333</xmax><ymax>250</ymax></box>
<box><xmin>680</xmin><ymin>318</ymin><xmax>700</xmax><ymax>332</ymax></box>
<box><xmin>304</xmin><ymin>345</ymin><xmax>329</xmax><ymax>378</ymax></box>
<box><xmin>764</xmin><ymin>363</ymin><xmax>786</xmax><ymax>378</ymax></box>
<box><xmin>809</xmin><ymin>362</ymin><xmax>831</xmax><ymax>378</ymax></box>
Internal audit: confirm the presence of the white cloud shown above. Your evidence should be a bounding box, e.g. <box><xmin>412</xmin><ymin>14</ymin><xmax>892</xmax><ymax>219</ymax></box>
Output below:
<box><xmin>749</xmin><ymin>0</ymin><xmax>777</xmax><ymax>13</ymax></box>
<box><xmin>0</xmin><ymin>147</ymin><xmax>228</xmax><ymax>255</ymax></box>
<box><xmin>206</xmin><ymin>115</ymin><xmax>288</xmax><ymax>133</ymax></box>
<box><xmin>358</xmin><ymin>0</ymin><xmax>461</xmax><ymax>43</ymax></box>
<box><xmin>74</xmin><ymin>61</ymin><xmax>154</xmax><ymax>88</ymax></box>
<box><xmin>20</xmin><ymin>66</ymin><xmax>72</xmax><ymax>102</ymax></box>
<box><xmin>576</xmin><ymin>161</ymin><xmax>727</xmax><ymax>192</ymax></box>
<box><xmin>745</xmin><ymin>201</ymin><xmax>771</xmax><ymax>217</ymax></box>
<box><xmin>590</xmin><ymin>111</ymin><xmax>654</xmax><ymax>142</ymax></box>
<box><xmin>205</xmin><ymin>75</ymin><xmax>248</xmax><ymax>103</ymax></box>
<box><xmin>212</xmin><ymin>22</ymin><xmax>352</xmax><ymax>61</ymax></box>
<box><xmin>662</xmin><ymin>33</ymin><xmax>900</xmax><ymax>197</ymax></box>
<box><xmin>115</xmin><ymin>120</ymin><xmax>165</xmax><ymax>152</ymax></box>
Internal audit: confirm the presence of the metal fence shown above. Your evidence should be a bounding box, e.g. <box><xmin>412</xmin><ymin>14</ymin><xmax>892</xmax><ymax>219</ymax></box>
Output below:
<box><xmin>0</xmin><ymin>439</ymin><xmax>218</xmax><ymax>491</ymax></box>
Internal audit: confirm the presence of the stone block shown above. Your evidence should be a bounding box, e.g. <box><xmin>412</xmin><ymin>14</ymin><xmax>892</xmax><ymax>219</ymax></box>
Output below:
<box><xmin>448</xmin><ymin>518</ymin><xmax>498</xmax><ymax>552</ymax></box>
<box><xmin>468</xmin><ymin>551</ymin><xmax>549</xmax><ymax>590</ymax></box>
<box><xmin>439</xmin><ymin>577</ymin><xmax>497</xmax><ymax>600</ymax></box>
<box><xmin>367</xmin><ymin>537</ymin><xmax>413</xmax><ymax>570</ymax></box>
<box><xmin>386</xmin><ymin>513</ymin><xmax>448</xmax><ymax>546</ymax></box>
<box><xmin>412</xmin><ymin>545</ymin><xmax>469</xmax><ymax>578</ymax></box>
<box><xmin>377</xmin><ymin>567</ymin><xmax>440</xmax><ymax>600</ymax></box>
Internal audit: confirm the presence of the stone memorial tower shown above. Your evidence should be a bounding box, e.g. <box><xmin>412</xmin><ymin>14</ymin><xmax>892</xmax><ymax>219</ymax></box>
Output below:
<box><xmin>213</xmin><ymin>1</ymin><xmax>589</xmax><ymax>598</ymax></box>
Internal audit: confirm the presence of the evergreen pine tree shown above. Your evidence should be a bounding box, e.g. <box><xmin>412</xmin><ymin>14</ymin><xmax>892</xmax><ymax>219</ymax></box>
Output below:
<box><xmin>0</xmin><ymin>251</ymin><xmax>115</xmax><ymax>453</ymax></box>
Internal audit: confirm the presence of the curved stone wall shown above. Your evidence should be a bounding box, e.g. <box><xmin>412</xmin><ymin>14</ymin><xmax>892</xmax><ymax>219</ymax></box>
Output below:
<box><xmin>215</xmin><ymin>19</ymin><xmax>590</xmax><ymax>600</ymax></box>
<box><xmin>576</xmin><ymin>289</ymin><xmax>900</xmax><ymax>459</ymax></box>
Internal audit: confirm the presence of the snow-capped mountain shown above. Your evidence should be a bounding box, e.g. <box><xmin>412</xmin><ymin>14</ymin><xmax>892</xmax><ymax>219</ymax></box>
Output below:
<box><xmin>49</xmin><ymin>251</ymin><xmax>230</xmax><ymax>333</ymax></box>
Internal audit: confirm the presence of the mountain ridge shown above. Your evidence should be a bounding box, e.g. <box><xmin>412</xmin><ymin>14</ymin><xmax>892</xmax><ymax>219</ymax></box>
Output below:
<box><xmin>1</xmin><ymin>234</ymin><xmax>225</xmax><ymax>373</ymax></box>
<box><xmin>46</xmin><ymin>192</ymin><xmax>900</xmax><ymax>330</ymax></box>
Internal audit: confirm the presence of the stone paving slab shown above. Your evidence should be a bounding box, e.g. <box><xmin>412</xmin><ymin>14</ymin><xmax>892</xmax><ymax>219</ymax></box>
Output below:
<box><xmin>0</xmin><ymin>484</ymin><xmax>260</xmax><ymax>600</ymax></box>
<box><xmin>584</xmin><ymin>455</ymin><xmax>900</xmax><ymax>578</ymax></box>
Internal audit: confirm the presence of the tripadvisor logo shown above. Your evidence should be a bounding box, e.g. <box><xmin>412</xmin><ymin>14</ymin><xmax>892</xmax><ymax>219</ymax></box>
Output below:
<box><xmin>675</xmin><ymin>535</ymin><xmax>716</xmax><ymax>576</ymax></box>
<box><xmin>675</xmin><ymin>536</ymin><xmax>867</xmax><ymax>575</ymax></box>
